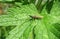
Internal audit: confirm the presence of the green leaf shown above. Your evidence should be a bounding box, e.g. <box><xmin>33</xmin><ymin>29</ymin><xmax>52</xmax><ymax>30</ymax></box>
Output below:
<box><xmin>0</xmin><ymin>1</ymin><xmax>60</xmax><ymax>39</ymax></box>
<box><xmin>50</xmin><ymin>1</ymin><xmax>60</xmax><ymax>16</ymax></box>
<box><xmin>33</xmin><ymin>1</ymin><xmax>60</xmax><ymax>39</ymax></box>
<box><xmin>46</xmin><ymin>0</ymin><xmax>54</xmax><ymax>14</ymax></box>
<box><xmin>0</xmin><ymin>3</ymin><xmax>39</xmax><ymax>26</ymax></box>
<box><xmin>22</xmin><ymin>20</ymin><xmax>37</xmax><ymax>39</ymax></box>
<box><xmin>6</xmin><ymin>20</ymin><xmax>31</xmax><ymax>39</ymax></box>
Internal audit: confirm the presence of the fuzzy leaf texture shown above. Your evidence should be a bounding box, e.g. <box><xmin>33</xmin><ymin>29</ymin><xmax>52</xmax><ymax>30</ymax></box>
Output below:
<box><xmin>0</xmin><ymin>1</ymin><xmax>60</xmax><ymax>39</ymax></box>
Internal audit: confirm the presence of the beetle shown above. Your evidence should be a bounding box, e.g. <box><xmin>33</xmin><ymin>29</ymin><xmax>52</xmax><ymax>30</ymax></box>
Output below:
<box><xmin>29</xmin><ymin>15</ymin><xmax>43</xmax><ymax>19</ymax></box>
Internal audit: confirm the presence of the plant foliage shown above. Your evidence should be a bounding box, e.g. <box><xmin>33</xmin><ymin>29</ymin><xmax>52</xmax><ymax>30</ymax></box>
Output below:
<box><xmin>0</xmin><ymin>0</ymin><xmax>60</xmax><ymax>39</ymax></box>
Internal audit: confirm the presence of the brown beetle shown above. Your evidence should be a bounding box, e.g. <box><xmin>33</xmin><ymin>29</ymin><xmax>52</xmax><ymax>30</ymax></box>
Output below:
<box><xmin>29</xmin><ymin>15</ymin><xmax>43</xmax><ymax>19</ymax></box>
